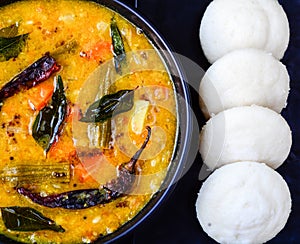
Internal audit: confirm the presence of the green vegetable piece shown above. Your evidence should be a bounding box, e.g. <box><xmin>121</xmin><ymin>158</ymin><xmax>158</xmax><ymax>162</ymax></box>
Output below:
<box><xmin>80</xmin><ymin>89</ymin><xmax>134</xmax><ymax>123</ymax></box>
<box><xmin>0</xmin><ymin>163</ymin><xmax>70</xmax><ymax>185</ymax></box>
<box><xmin>110</xmin><ymin>18</ymin><xmax>126</xmax><ymax>73</ymax></box>
<box><xmin>1</xmin><ymin>206</ymin><xmax>65</xmax><ymax>232</ymax></box>
<box><xmin>32</xmin><ymin>75</ymin><xmax>67</xmax><ymax>154</ymax></box>
<box><xmin>0</xmin><ymin>23</ymin><xmax>19</xmax><ymax>38</ymax></box>
<box><xmin>0</xmin><ymin>33</ymin><xmax>29</xmax><ymax>61</ymax></box>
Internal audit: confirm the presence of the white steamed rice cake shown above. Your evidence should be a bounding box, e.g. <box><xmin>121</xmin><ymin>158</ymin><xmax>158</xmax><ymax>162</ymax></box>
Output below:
<box><xmin>199</xmin><ymin>105</ymin><xmax>292</xmax><ymax>170</ymax></box>
<box><xmin>195</xmin><ymin>161</ymin><xmax>292</xmax><ymax>244</ymax></box>
<box><xmin>199</xmin><ymin>48</ymin><xmax>290</xmax><ymax>118</ymax></box>
<box><xmin>199</xmin><ymin>0</ymin><xmax>290</xmax><ymax>63</ymax></box>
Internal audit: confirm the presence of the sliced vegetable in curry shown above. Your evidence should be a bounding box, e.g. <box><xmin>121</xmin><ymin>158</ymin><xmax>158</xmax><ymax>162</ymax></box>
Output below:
<box><xmin>18</xmin><ymin>127</ymin><xmax>151</xmax><ymax>209</ymax></box>
<box><xmin>0</xmin><ymin>162</ymin><xmax>70</xmax><ymax>185</ymax></box>
<box><xmin>0</xmin><ymin>1</ymin><xmax>177</xmax><ymax>243</ymax></box>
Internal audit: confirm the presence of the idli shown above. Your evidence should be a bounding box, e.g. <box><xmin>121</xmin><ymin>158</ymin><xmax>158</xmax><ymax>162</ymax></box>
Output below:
<box><xmin>199</xmin><ymin>48</ymin><xmax>290</xmax><ymax>118</ymax></box>
<box><xmin>200</xmin><ymin>0</ymin><xmax>290</xmax><ymax>63</ymax></box>
<box><xmin>195</xmin><ymin>161</ymin><xmax>292</xmax><ymax>244</ymax></box>
<box><xmin>199</xmin><ymin>105</ymin><xmax>292</xmax><ymax>170</ymax></box>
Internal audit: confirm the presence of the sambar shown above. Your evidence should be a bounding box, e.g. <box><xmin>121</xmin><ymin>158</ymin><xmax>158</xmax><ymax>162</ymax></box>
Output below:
<box><xmin>0</xmin><ymin>0</ymin><xmax>178</xmax><ymax>243</ymax></box>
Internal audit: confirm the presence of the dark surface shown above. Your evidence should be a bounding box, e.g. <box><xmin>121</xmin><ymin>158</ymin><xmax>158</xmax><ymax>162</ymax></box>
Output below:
<box><xmin>113</xmin><ymin>0</ymin><xmax>300</xmax><ymax>243</ymax></box>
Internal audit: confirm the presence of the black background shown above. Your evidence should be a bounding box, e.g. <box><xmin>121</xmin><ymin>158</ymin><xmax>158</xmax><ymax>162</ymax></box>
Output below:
<box><xmin>113</xmin><ymin>0</ymin><xmax>300</xmax><ymax>243</ymax></box>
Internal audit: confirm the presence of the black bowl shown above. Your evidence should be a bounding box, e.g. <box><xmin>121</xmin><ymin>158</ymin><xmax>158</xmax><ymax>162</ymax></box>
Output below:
<box><xmin>0</xmin><ymin>0</ymin><xmax>193</xmax><ymax>243</ymax></box>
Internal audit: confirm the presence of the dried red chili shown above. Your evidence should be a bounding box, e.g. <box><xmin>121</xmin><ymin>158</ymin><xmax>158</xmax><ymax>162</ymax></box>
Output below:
<box><xmin>0</xmin><ymin>53</ymin><xmax>60</xmax><ymax>103</ymax></box>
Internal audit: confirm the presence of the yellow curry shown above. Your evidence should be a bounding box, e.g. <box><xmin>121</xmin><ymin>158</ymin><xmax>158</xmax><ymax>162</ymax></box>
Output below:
<box><xmin>0</xmin><ymin>0</ymin><xmax>177</xmax><ymax>243</ymax></box>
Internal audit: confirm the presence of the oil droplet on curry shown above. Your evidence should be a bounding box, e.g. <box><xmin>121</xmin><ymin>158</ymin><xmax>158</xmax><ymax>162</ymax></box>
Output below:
<box><xmin>0</xmin><ymin>0</ymin><xmax>178</xmax><ymax>243</ymax></box>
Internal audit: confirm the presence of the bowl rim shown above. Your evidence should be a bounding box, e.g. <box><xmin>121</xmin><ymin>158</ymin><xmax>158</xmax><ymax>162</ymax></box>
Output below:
<box><xmin>0</xmin><ymin>0</ymin><xmax>193</xmax><ymax>243</ymax></box>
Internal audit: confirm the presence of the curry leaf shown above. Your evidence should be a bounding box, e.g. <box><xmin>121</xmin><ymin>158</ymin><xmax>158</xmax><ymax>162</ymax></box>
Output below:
<box><xmin>80</xmin><ymin>89</ymin><xmax>134</xmax><ymax>123</ymax></box>
<box><xmin>0</xmin><ymin>33</ymin><xmax>29</xmax><ymax>61</ymax></box>
<box><xmin>0</xmin><ymin>23</ymin><xmax>19</xmax><ymax>38</ymax></box>
<box><xmin>32</xmin><ymin>75</ymin><xmax>67</xmax><ymax>154</ymax></box>
<box><xmin>110</xmin><ymin>18</ymin><xmax>126</xmax><ymax>74</ymax></box>
<box><xmin>1</xmin><ymin>206</ymin><xmax>65</xmax><ymax>232</ymax></box>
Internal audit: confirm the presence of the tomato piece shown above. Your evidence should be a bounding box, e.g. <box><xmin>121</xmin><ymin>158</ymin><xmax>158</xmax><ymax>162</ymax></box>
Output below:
<box><xmin>28</xmin><ymin>83</ymin><xmax>54</xmax><ymax>111</ymax></box>
<box><xmin>82</xmin><ymin>41</ymin><xmax>112</xmax><ymax>62</ymax></box>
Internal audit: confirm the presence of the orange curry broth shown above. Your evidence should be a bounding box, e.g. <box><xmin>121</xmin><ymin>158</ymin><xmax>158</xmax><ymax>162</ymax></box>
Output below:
<box><xmin>0</xmin><ymin>0</ymin><xmax>177</xmax><ymax>243</ymax></box>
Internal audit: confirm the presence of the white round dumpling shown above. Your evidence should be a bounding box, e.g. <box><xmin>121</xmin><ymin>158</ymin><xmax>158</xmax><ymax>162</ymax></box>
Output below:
<box><xmin>257</xmin><ymin>0</ymin><xmax>290</xmax><ymax>59</ymax></box>
<box><xmin>199</xmin><ymin>48</ymin><xmax>290</xmax><ymax>118</ymax></box>
<box><xmin>199</xmin><ymin>105</ymin><xmax>292</xmax><ymax>170</ymax></box>
<box><xmin>199</xmin><ymin>0</ymin><xmax>290</xmax><ymax>63</ymax></box>
<box><xmin>195</xmin><ymin>161</ymin><xmax>291</xmax><ymax>244</ymax></box>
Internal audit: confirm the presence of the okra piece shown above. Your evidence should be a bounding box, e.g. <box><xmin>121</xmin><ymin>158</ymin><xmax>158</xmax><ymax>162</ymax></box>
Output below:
<box><xmin>0</xmin><ymin>163</ymin><xmax>70</xmax><ymax>185</ymax></box>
